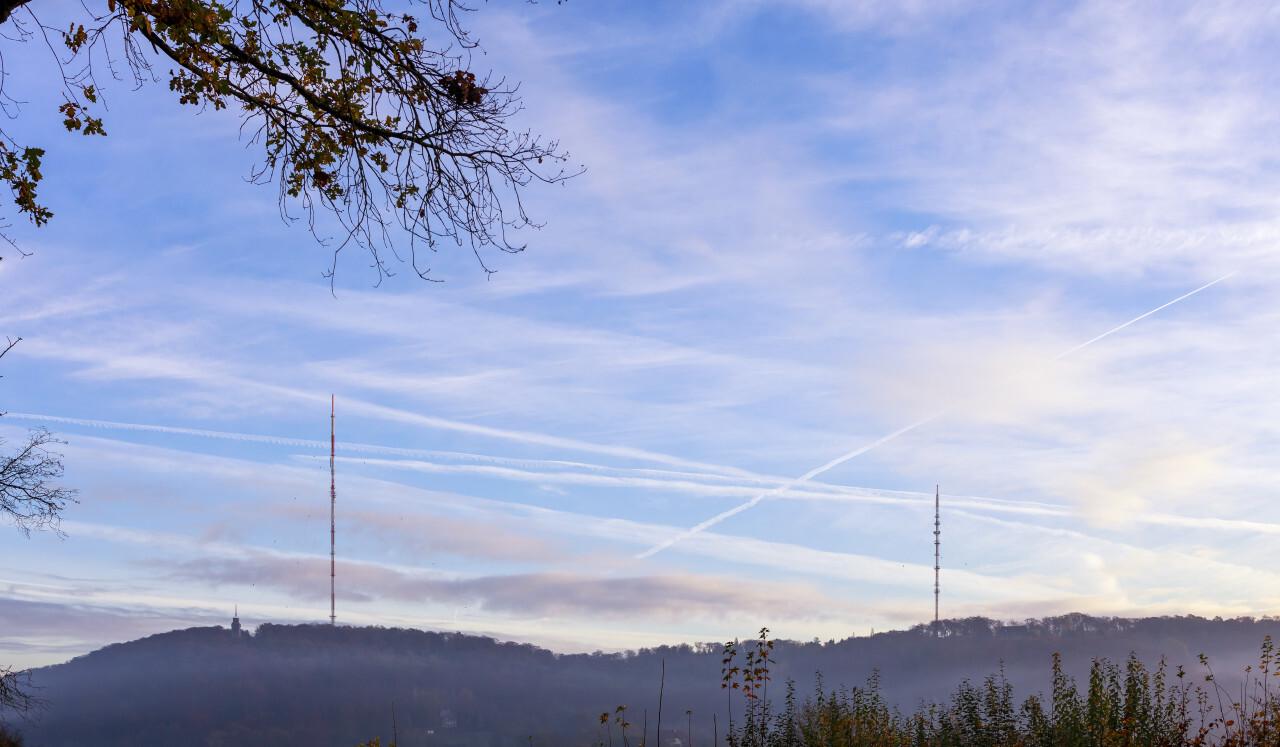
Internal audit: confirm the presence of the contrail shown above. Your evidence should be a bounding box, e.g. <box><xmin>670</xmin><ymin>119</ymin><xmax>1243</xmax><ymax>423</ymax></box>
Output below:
<box><xmin>2</xmin><ymin>413</ymin><xmax>328</xmax><ymax>449</ymax></box>
<box><xmin>1</xmin><ymin>414</ymin><xmax>659</xmax><ymax>470</ymax></box>
<box><xmin>3</xmin><ymin>412</ymin><xmax>751</xmax><ymax>477</ymax></box>
<box><xmin>636</xmin><ymin>272</ymin><xmax>1237</xmax><ymax>560</ymax></box>
<box><xmin>1051</xmin><ymin>272</ymin><xmax>1237</xmax><ymax>361</ymax></box>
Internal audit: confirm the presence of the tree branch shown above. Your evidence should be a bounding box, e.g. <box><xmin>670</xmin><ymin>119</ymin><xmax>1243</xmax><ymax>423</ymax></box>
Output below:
<box><xmin>0</xmin><ymin>0</ymin><xmax>581</xmax><ymax>281</ymax></box>
<box><xmin>0</xmin><ymin>427</ymin><xmax>78</xmax><ymax>537</ymax></box>
<box><xmin>0</xmin><ymin>0</ymin><xmax>32</xmax><ymax>25</ymax></box>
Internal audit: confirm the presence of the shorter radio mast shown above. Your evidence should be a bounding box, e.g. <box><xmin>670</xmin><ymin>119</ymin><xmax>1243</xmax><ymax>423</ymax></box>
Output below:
<box><xmin>335</xmin><ymin>393</ymin><xmax>340</xmax><ymax>626</ymax></box>
<box><xmin>933</xmin><ymin>485</ymin><xmax>940</xmax><ymax>623</ymax></box>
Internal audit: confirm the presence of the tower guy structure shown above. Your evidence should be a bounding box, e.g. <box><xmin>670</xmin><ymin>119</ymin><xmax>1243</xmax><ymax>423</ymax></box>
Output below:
<box><xmin>330</xmin><ymin>394</ymin><xmax>337</xmax><ymax>626</ymax></box>
<box><xmin>933</xmin><ymin>485</ymin><xmax>941</xmax><ymax>623</ymax></box>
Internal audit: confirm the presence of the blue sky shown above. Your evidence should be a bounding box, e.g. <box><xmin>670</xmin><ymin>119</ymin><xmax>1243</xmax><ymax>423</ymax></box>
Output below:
<box><xmin>4</xmin><ymin>0</ymin><xmax>1280</xmax><ymax>669</ymax></box>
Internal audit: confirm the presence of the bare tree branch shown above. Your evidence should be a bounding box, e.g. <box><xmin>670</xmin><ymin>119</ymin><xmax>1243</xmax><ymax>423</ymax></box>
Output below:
<box><xmin>0</xmin><ymin>336</ymin><xmax>19</xmax><ymax>362</ymax></box>
<box><xmin>0</xmin><ymin>335</ymin><xmax>74</xmax><ymax>720</ymax></box>
<box><xmin>0</xmin><ymin>0</ymin><xmax>32</xmax><ymax>25</ymax></box>
<box><xmin>0</xmin><ymin>666</ymin><xmax>41</xmax><ymax>725</ymax></box>
<box><xmin>0</xmin><ymin>427</ymin><xmax>78</xmax><ymax>537</ymax></box>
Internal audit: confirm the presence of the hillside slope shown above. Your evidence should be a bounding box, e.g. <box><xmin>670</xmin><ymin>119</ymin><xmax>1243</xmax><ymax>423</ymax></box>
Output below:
<box><xmin>14</xmin><ymin>614</ymin><xmax>1280</xmax><ymax>747</ymax></box>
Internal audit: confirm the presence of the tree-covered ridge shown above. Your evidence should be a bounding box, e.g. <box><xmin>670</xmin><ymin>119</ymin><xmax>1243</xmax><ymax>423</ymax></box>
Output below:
<box><xmin>16</xmin><ymin>614</ymin><xmax>1280</xmax><ymax>746</ymax></box>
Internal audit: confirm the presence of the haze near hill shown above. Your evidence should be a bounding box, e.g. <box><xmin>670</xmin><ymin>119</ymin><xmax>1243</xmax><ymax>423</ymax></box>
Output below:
<box><xmin>15</xmin><ymin>614</ymin><xmax>1280</xmax><ymax>747</ymax></box>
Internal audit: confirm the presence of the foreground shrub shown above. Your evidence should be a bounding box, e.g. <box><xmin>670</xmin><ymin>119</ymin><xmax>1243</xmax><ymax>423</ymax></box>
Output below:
<box><xmin>713</xmin><ymin>630</ymin><xmax>1280</xmax><ymax>747</ymax></box>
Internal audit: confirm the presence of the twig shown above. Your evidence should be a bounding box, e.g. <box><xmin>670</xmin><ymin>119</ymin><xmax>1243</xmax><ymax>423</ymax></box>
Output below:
<box><xmin>656</xmin><ymin>659</ymin><xmax>664</xmax><ymax>747</ymax></box>
<box><xmin>0</xmin><ymin>335</ymin><xmax>19</xmax><ymax>363</ymax></box>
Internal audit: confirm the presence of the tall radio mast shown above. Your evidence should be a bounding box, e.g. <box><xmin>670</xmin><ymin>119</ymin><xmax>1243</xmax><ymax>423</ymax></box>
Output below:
<box><xmin>335</xmin><ymin>393</ymin><xmax>340</xmax><ymax>626</ymax></box>
<box><xmin>933</xmin><ymin>485</ymin><xmax>940</xmax><ymax>623</ymax></box>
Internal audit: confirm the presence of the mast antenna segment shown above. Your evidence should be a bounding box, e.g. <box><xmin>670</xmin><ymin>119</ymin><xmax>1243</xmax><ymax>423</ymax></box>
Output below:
<box><xmin>934</xmin><ymin>485</ymin><xmax>940</xmax><ymax>624</ymax></box>
<box><xmin>335</xmin><ymin>393</ymin><xmax>340</xmax><ymax>626</ymax></box>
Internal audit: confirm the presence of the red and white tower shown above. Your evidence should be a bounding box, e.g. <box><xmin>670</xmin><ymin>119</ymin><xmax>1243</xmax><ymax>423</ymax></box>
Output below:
<box><xmin>933</xmin><ymin>485</ymin><xmax>940</xmax><ymax>623</ymax></box>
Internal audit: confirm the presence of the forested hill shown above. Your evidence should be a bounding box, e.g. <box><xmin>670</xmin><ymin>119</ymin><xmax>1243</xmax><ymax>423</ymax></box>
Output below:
<box><xmin>17</xmin><ymin>614</ymin><xmax>1280</xmax><ymax>747</ymax></box>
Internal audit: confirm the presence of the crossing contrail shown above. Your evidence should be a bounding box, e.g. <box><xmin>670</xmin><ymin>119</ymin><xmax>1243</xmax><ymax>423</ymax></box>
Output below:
<box><xmin>635</xmin><ymin>272</ymin><xmax>1238</xmax><ymax>560</ymax></box>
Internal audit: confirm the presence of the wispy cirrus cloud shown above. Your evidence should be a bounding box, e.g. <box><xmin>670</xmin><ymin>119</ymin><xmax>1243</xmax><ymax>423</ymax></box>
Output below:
<box><xmin>5</xmin><ymin>0</ymin><xmax>1279</xmax><ymax>670</ymax></box>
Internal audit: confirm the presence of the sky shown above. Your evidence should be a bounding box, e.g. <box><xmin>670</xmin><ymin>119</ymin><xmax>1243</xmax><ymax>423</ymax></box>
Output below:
<box><xmin>4</xmin><ymin>0</ymin><xmax>1280</xmax><ymax>670</ymax></box>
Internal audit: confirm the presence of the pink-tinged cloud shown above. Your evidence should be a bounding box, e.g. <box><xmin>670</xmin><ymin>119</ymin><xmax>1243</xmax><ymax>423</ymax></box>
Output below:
<box><xmin>163</xmin><ymin>552</ymin><xmax>867</xmax><ymax>622</ymax></box>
